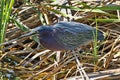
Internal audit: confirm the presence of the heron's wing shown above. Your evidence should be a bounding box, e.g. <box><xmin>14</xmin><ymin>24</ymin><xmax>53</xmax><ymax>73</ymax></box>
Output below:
<box><xmin>53</xmin><ymin>21</ymin><xmax>93</xmax><ymax>30</ymax></box>
<box><xmin>53</xmin><ymin>22</ymin><xmax>94</xmax><ymax>50</ymax></box>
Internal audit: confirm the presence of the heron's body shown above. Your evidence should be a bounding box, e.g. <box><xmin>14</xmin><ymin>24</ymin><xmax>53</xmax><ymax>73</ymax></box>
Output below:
<box><xmin>38</xmin><ymin>21</ymin><xmax>104</xmax><ymax>51</ymax></box>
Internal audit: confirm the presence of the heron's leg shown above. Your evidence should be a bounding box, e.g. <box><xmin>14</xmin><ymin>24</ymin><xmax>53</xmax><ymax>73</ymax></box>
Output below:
<box><xmin>72</xmin><ymin>50</ymin><xmax>90</xmax><ymax>80</ymax></box>
<box><xmin>56</xmin><ymin>51</ymin><xmax>61</xmax><ymax>63</ymax></box>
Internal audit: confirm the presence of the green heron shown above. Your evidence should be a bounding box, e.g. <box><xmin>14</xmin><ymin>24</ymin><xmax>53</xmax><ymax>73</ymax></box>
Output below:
<box><xmin>0</xmin><ymin>21</ymin><xmax>104</xmax><ymax>49</ymax></box>
<box><xmin>37</xmin><ymin>21</ymin><xmax>104</xmax><ymax>79</ymax></box>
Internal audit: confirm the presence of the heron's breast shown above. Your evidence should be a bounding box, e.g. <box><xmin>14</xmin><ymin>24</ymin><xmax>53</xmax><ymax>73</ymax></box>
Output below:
<box><xmin>40</xmin><ymin>37</ymin><xmax>66</xmax><ymax>51</ymax></box>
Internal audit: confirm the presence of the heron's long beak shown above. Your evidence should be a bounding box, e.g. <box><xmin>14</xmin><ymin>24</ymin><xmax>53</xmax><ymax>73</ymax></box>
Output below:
<box><xmin>0</xmin><ymin>27</ymin><xmax>41</xmax><ymax>46</ymax></box>
<box><xmin>22</xmin><ymin>27</ymin><xmax>41</xmax><ymax>37</ymax></box>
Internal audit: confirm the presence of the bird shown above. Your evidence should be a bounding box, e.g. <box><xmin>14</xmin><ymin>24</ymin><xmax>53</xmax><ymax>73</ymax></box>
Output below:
<box><xmin>38</xmin><ymin>21</ymin><xmax>104</xmax><ymax>51</ymax></box>
<box><xmin>15</xmin><ymin>21</ymin><xmax>103</xmax><ymax>79</ymax></box>
<box><xmin>37</xmin><ymin>21</ymin><xmax>104</xmax><ymax>79</ymax></box>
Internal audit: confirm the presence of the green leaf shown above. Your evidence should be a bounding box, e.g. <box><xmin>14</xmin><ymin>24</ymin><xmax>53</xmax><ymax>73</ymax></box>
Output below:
<box><xmin>48</xmin><ymin>4</ymin><xmax>117</xmax><ymax>17</ymax></box>
<box><xmin>89</xmin><ymin>19</ymin><xmax>120</xmax><ymax>23</ymax></box>
<box><xmin>96</xmin><ymin>5</ymin><xmax>120</xmax><ymax>10</ymax></box>
<box><xmin>13</xmin><ymin>18</ymin><xmax>30</xmax><ymax>31</ymax></box>
<box><xmin>0</xmin><ymin>0</ymin><xmax>15</xmax><ymax>50</ymax></box>
<box><xmin>32</xmin><ymin>36</ymin><xmax>39</xmax><ymax>44</ymax></box>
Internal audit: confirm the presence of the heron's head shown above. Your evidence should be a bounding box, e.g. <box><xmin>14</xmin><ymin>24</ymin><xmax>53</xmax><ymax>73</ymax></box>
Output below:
<box><xmin>38</xmin><ymin>26</ymin><xmax>53</xmax><ymax>37</ymax></box>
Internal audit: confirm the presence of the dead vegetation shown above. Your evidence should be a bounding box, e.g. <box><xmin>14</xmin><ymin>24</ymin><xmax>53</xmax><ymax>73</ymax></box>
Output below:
<box><xmin>0</xmin><ymin>0</ymin><xmax>120</xmax><ymax>80</ymax></box>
